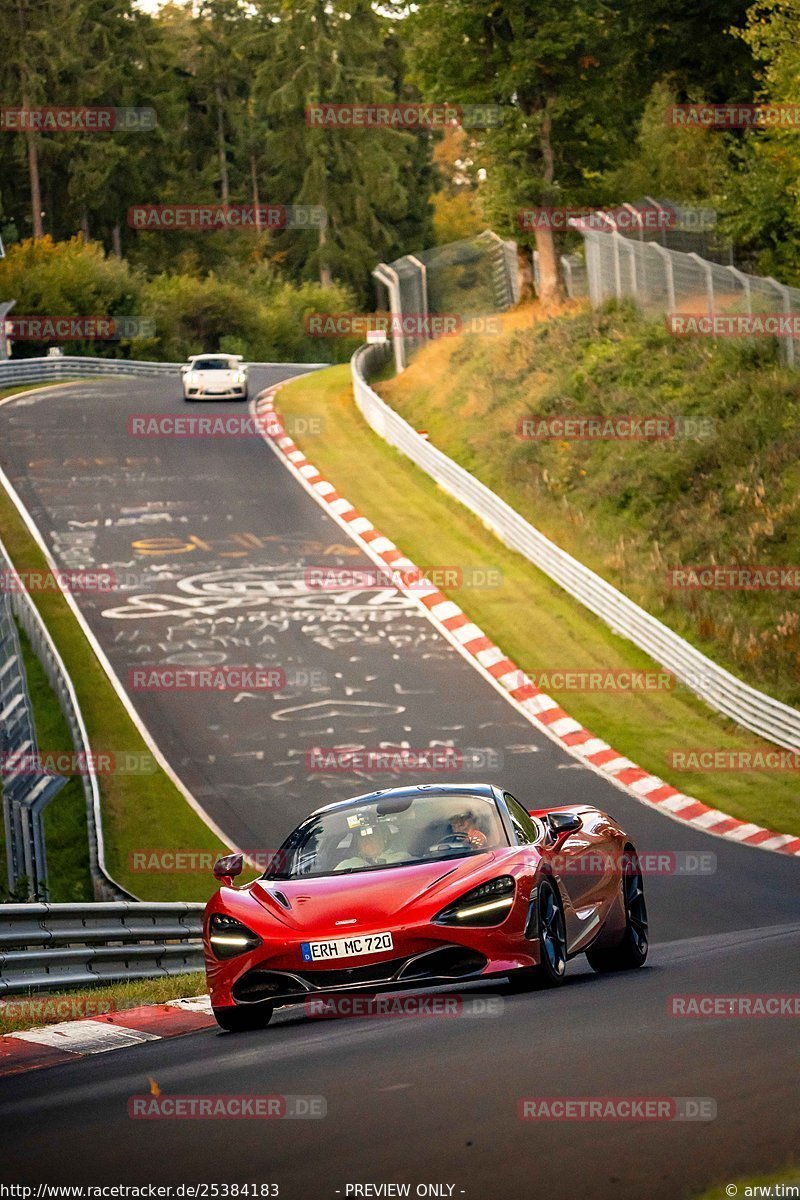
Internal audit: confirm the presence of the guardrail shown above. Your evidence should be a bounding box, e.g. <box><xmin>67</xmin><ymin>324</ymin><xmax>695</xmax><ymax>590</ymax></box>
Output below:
<box><xmin>0</xmin><ymin>537</ymin><xmax>133</xmax><ymax>902</ymax></box>
<box><xmin>351</xmin><ymin>343</ymin><xmax>800</xmax><ymax>754</ymax></box>
<box><xmin>0</xmin><ymin>357</ymin><xmax>329</xmax><ymax>387</ymax></box>
<box><xmin>0</xmin><ymin>902</ymin><xmax>205</xmax><ymax>994</ymax></box>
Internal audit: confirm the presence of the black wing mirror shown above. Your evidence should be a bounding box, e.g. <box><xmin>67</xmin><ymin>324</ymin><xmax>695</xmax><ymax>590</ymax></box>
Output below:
<box><xmin>546</xmin><ymin>811</ymin><xmax>582</xmax><ymax>837</ymax></box>
<box><xmin>213</xmin><ymin>852</ymin><xmax>244</xmax><ymax>884</ymax></box>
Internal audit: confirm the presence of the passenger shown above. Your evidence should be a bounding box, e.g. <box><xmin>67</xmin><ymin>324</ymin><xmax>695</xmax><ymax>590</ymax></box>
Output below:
<box><xmin>334</xmin><ymin>824</ymin><xmax>409</xmax><ymax>870</ymax></box>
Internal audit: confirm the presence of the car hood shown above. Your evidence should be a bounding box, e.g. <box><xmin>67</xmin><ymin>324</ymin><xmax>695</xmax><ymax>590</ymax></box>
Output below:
<box><xmin>242</xmin><ymin>852</ymin><xmax>516</xmax><ymax>930</ymax></box>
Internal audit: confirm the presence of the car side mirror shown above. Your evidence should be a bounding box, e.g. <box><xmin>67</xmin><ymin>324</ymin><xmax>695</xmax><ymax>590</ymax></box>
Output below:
<box><xmin>180</xmin><ymin>364</ymin><xmax>189</xmax><ymax>374</ymax></box>
<box><xmin>213</xmin><ymin>853</ymin><xmax>244</xmax><ymax>884</ymax></box>
<box><xmin>546</xmin><ymin>811</ymin><xmax>582</xmax><ymax>837</ymax></box>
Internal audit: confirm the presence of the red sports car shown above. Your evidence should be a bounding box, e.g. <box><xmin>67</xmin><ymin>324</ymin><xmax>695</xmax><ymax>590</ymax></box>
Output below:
<box><xmin>204</xmin><ymin>783</ymin><xmax>649</xmax><ymax>1031</ymax></box>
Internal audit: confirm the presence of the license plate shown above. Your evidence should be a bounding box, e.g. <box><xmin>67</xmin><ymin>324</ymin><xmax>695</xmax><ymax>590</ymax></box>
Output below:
<box><xmin>300</xmin><ymin>932</ymin><xmax>393</xmax><ymax>962</ymax></box>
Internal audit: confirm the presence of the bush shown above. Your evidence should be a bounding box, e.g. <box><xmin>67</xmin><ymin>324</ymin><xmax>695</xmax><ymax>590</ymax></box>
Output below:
<box><xmin>0</xmin><ymin>236</ymin><xmax>363</xmax><ymax>364</ymax></box>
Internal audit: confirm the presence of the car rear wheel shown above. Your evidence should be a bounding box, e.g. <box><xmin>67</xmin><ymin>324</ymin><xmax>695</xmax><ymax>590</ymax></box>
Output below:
<box><xmin>212</xmin><ymin>1003</ymin><xmax>274</xmax><ymax>1032</ymax></box>
<box><xmin>507</xmin><ymin>877</ymin><xmax>567</xmax><ymax>991</ymax></box>
<box><xmin>586</xmin><ymin>848</ymin><xmax>648</xmax><ymax>973</ymax></box>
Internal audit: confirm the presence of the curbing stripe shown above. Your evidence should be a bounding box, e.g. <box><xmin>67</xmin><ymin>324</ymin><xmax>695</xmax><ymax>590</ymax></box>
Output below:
<box><xmin>254</xmin><ymin>382</ymin><xmax>800</xmax><ymax>859</ymax></box>
<box><xmin>0</xmin><ymin>995</ymin><xmax>216</xmax><ymax>1077</ymax></box>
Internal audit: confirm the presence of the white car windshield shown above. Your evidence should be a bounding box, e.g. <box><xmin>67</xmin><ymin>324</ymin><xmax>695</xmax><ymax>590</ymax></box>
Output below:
<box><xmin>191</xmin><ymin>358</ymin><xmax>237</xmax><ymax>370</ymax></box>
<box><xmin>266</xmin><ymin>793</ymin><xmax>508</xmax><ymax>879</ymax></box>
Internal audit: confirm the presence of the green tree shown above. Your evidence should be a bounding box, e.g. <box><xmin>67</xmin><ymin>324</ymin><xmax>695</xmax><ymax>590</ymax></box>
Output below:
<box><xmin>255</xmin><ymin>0</ymin><xmax>423</xmax><ymax>302</ymax></box>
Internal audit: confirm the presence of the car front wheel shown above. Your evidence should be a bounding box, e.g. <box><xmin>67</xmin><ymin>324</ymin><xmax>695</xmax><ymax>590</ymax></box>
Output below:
<box><xmin>586</xmin><ymin>847</ymin><xmax>648</xmax><ymax>972</ymax></box>
<box><xmin>507</xmin><ymin>877</ymin><xmax>567</xmax><ymax>991</ymax></box>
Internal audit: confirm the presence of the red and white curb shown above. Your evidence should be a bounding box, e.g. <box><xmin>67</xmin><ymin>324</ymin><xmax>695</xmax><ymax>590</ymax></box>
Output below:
<box><xmin>253</xmin><ymin>382</ymin><xmax>800</xmax><ymax>859</ymax></box>
<box><xmin>0</xmin><ymin>995</ymin><xmax>215</xmax><ymax>1077</ymax></box>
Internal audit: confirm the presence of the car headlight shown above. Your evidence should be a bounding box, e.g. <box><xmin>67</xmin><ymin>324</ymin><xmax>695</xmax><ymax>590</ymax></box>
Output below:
<box><xmin>208</xmin><ymin>912</ymin><xmax>261</xmax><ymax>959</ymax></box>
<box><xmin>433</xmin><ymin>876</ymin><xmax>516</xmax><ymax>927</ymax></box>
<box><xmin>235</xmin><ymin>372</ymin><xmax>246</xmax><ymax>383</ymax></box>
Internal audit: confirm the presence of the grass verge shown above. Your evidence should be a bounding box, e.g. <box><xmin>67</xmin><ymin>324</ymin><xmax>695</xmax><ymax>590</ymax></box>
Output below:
<box><xmin>0</xmin><ymin>972</ymin><xmax>206</xmax><ymax>1034</ymax></box>
<box><xmin>380</xmin><ymin>302</ymin><xmax>800</xmax><ymax>709</ymax></box>
<box><xmin>275</xmin><ymin>365</ymin><xmax>800</xmax><ymax>836</ymax></box>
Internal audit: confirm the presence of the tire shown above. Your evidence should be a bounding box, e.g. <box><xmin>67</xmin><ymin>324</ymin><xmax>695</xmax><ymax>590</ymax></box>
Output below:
<box><xmin>507</xmin><ymin>877</ymin><xmax>567</xmax><ymax>991</ymax></box>
<box><xmin>586</xmin><ymin>848</ymin><xmax>648</xmax><ymax>973</ymax></box>
<box><xmin>212</xmin><ymin>1003</ymin><xmax>273</xmax><ymax>1033</ymax></box>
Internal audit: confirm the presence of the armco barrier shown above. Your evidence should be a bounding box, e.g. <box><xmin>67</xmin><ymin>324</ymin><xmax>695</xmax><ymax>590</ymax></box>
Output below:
<box><xmin>0</xmin><ymin>538</ymin><xmax>133</xmax><ymax>902</ymax></box>
<box><xmin>0</xmin><ymin>357</ymin><xmax>329</xmax><ymax>387</ymax></box>
<box><xmin>351</xmin><ymin>342</ymin><xmax>800</xmax><ymax>754</ymax></box>
<box><xmin>0</xmin><ymin>902</ymin><xmax>204</xmax><ymax>994</ymax></box>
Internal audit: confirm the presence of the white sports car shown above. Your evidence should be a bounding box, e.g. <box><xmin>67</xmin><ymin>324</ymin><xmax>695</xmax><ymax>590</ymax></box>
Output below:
<box><xmin>181</xmin><ymin>354</ymin><xmax>249</xmax><ymax>401</ymax></box>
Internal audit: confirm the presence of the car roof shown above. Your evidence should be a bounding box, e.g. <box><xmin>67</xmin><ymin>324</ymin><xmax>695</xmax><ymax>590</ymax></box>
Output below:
<box><xmin>311</xmin><ymin>782</ymin><xmax>500</xmax><ymax>817</ymax></box>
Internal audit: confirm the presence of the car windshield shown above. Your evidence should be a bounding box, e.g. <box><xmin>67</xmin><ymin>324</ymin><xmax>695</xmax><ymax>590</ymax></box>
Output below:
<box><xmin>192</xmin><ymin>358</ymin><xmax>236</xmax><ymax>370</ymax></box>
<box><xmin>265</xmin><ymin>792</ymin><xmax>508</xmax><ymax>880</ymax></box>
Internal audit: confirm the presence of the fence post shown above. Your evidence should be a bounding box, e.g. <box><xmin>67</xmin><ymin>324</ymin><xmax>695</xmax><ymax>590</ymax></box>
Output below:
<box><xmin>372</xmin><ymin>263</ymin><xmax>406</xmax><ymax>374</ymax></box>
<box><xmin>726</xmin><ymin>265</ymin><xmax>752</xmax><ymax>316</ymax></box>
<box><xmin>406</xmin><ymin>254</ymin><xmax>428</xmax><ymax>339</ymax></box>
<box><xmin>651</xmin><ymin>243</ymin><xmax>676</xmax><ymax>313</ymax></box>
<box><xmin>689</xmin><ymin>252</ymin><xmax>715</xmax><ymax>316</ymax></box>
<box><xmin>561</xmin><ymin>255</ymin><xmax>573</xmax><ymax>298</ymax></box>
<box><xmin>766</xmin><ymin>277</ymin><xmax>796</xmax><ymax>369</ymax></box>
<box><xmin>612</xmin><ymin>232</ymin><xmax>623</xmax><ymax>300</ymax></box>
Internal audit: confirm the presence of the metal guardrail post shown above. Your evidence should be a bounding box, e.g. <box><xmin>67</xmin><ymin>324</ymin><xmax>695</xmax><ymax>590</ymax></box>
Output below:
<box><xmin>0</xmin><ymin>537</ymin><xmax>133</xmax><ymax>901</ymax></box>
<box><xmin>0</xmin><ymin>588</ymin><xmax>68</xmax><ymax>899</ymax></box>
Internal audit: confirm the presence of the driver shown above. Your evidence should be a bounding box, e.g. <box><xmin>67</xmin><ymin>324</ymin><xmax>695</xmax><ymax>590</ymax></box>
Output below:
<box><xmin>334</xmin><ymin>823</ymin><xmax>409</xmax><ymax>870</ymax></box>
<box><xmin>448</xmin><ymin>809</ymin><xmax>488</xmax><ymax>849</ymax></box>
